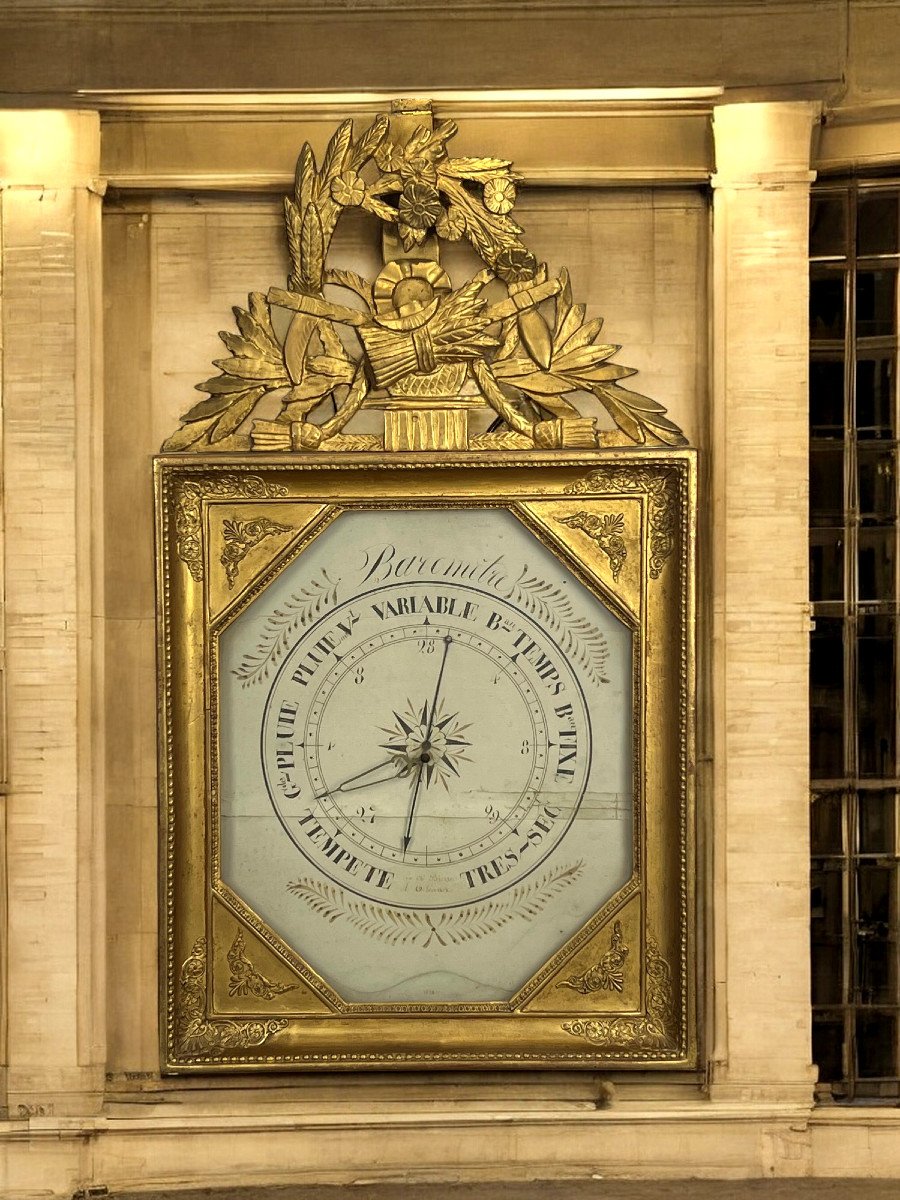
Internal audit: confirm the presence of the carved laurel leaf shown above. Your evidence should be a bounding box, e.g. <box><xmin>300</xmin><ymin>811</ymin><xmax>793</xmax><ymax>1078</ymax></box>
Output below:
<box><xmin>170</xmin><ymin>292</ymin><xmax>289</xmax><ymax>450</ymax></box>
<box><xmin>209</xmin><ymin>385</ymin><xmax>266</xmax><ymax>444</ymax></box>
<box><xmin>349</xmin><ymin>113</ymin><xmax>389</xmax><ymax>170</ymax></box>
<box><xmin>324</xmin><ymin>267</ymin><xmax>374</xmax><ymax>308</ymax></box>
<box><xmin>595</xmin><ymin>383</ymin><xmax>688</xmax><ymax>447</ymax></box>
<box><xmin>443</xmin><ymin>156</ymin><xmax>512</xmax><ymax>180</ymax></box>
<box><xmin>294</xmin><ymin>142</ymin><xmax>317</xmax><ymax>216</ymax></box>
<box><xmin>284</xmin><ymin>196</ymin><xmax>303</xmax><ymax>290</ymax></box>
<box><xmin>161</xmin><ymin>414</ymin><xmax>217</xmax><ymax>452</ymax></box>
<box><xmin>489</xmin><ymin>266</ymin><xmax>687</xmax><ymax>446</ymax></box>
<box><xmin>233</xmin><ymin>569</ymin><xmax>340</xmax><ymax>686</ymax></box>
<box><xmin>502</xmin><ymin>568</ymin><xmax>609</xmax><ymax>687</ymax></box>
<box><xmin>319</xmin><ymin>118</ymin><xmax>353</xmax><ymax>192</ymax></box>
<box><xmin>300</xmin><ymin>204</ymin><xmax>325</xmax><ymax>292</ymax></box>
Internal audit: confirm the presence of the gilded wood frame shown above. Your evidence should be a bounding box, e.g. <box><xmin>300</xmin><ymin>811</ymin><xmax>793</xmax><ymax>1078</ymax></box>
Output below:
<box><xmin>156</xmin><ymin>449</ymin><xmax>696</xmax><ymax>1071</ymax></box>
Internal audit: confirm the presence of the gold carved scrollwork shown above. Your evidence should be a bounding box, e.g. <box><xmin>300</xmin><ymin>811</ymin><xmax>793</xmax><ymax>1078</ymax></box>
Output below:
<box><xmin>562</xmin><ymin>936</ymin><xmax>676</xmax><ymax>1050</ymax></box>
<box><xmin>175</xmin><ymin>937</ymin><xmax>287</xmax><ymax>1056</ymax></box>
<box><xmin>566</xmin><ymin>466</ymin><xmax>679</xmax><ymax>579</ymax></box>
<box><xmin>220</xmin><ymin>517</ymin><xmax>293</xmax><ymax>588</ymax></box>
<box><xmin>557</xmin><ymin>512</ymin><xmax>627</xmax><ymax>581</ymax></box>
<box><xmin>174</xmin><ymin>474</ymin><xmax>287</xmax><ymax>582</ymax></box>
<box><xmin>226</xmin><ymin>930</ymin><xmax>298</xmax><ymax>1000</ymax></box>
<box><xmin>557</xmin><ymin>919</ymin><xmax>628</xmax><ymax>995</ymax></box>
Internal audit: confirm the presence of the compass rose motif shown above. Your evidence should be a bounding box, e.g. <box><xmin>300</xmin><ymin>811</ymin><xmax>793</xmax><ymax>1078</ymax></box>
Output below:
<box><xmin>381</xmin><ymin>700</ymin><xmax>472</xmax><ymax>789</ymax></box>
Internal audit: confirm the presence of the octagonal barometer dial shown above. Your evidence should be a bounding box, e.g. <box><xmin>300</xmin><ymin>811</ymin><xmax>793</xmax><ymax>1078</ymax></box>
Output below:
<box><xmin>218</xmin><ymin>509</ymin><xmax>634</xmax><ymax>1004</ymax></box>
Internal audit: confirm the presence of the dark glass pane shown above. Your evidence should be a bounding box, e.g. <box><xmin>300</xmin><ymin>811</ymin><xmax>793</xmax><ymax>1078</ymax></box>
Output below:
<box><xmin>811</xmin><ymin>193</ymin><xmax>849</xmax><ymax>257</ymax></box>
<box><xmin>811</xmin><ymin>620</ymin><xmax>844</xmax><ymax>778</ymax></box>
<box><xmin>859</xmin><ymin>791</ymin><xmax>896</xmax><ymax>854</ymax></box>
<box><xmin>856</xmin><ymin>1011</ymin><xmax>896</xmax><ymax>1077</ymax></box>
<box><xmin>812</xmin><ymin>1015</ymin><xmax>845</xmax><ymax>1083</ymax></box>
<box><xmin>811</xmin><ymin>271</ymin><xmax>846</xmax><ymax>339</ymax></box>
<box><xmin>858</xmin><ymin>448</ymin><xmax>896</xmax><ymax>526</ymax></box>
<box><xmin>810</xmin><ymin>358</ymin><xmax>846</xmax><ymax>438</ymax></box>
<box><xmin>812</xmin><ymin>791</ymin><xmax>844</xmax><ymax>853</ymax></box>
<box><xmin>856</xmin><ymin>268</ymin><xmax>897</xmax><ymax>338</ymax></box>
<box><xmin>857</xmin><ymin>863</ymin><xmax>892</xmax><ymax>931</ymax></box>
<box><xmin>858</xmin><ymin>616</ymin><xmax>896</xmax><ymax>776</ymax></box>
<box><xmin>812</xmin><ymin>941</ymin><xmax>844</xmax><ymax>1005</ymax></box>
<box><xmin>858</xmin><ymin>191</ymin><xmax>900</xmax><ymax>256</ymax></box>
<box><xmin>858</xmin><ymin>527</ymin><xmax>896</xmax><ymax>602</ymax></box>
<box><xmin>810</xmin><ymin>529</ymin><xmax>844</xmax><ymax>602</ymax></box>
<box><xmin>856</xmin><ymin>935</ymin><xmax>895</xmax><ymax>1005</ymax></box>
<box><xmin>810</xmin><ymin>445</ymin><xmax>844</xmax><ymax>525</ymax></box>
<box><xmin>812</xmin><ymin>861</ymin><xmax>844</xmax><ymax>937</ymax></box>
<box><xmin>856</xmin><ymin>355</ymin><xmax>895</xmax><ymax>439</ymax></box>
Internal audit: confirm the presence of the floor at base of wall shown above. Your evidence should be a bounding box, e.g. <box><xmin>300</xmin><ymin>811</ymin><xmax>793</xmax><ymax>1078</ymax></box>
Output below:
<box><xmin>107</xmin><ymin>1181</ymin><xmax>899</xmax><ymax>1200</ymax></box>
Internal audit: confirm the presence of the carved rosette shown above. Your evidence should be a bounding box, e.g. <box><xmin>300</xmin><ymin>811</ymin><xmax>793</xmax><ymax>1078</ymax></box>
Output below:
<box><xmin>566</xmin><ymin>465</ymin><xmax>680</xmax><ymax>579</ymax></box>
<box><xmin>175</xmin><ymin>937</ymin><xmax>287</xmax><ymax>1057</ymax></box>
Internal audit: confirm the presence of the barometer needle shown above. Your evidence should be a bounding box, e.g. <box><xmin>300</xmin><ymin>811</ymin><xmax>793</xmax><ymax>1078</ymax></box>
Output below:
<box><xmin>313</xmin><ymin>757</ymin><xmax>405</xmax><ymax>801</ymax></box>
<box><xmin>402</xmin><ymin>635</ymin><xmax>453</xmax><ymax>852</ymax></box>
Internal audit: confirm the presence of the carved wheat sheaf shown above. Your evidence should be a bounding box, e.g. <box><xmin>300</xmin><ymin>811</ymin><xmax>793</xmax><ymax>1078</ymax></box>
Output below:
<box><xmin>287</xmin><ymin>861</ymin><xmax>585</xmax><ymax>948</ymax></box>
<box><xmin>502</xmin><ymin>569</ymin><xmax>609</xmax><ymax>686</ymax></box>
<box><xmin>233</xmin><ymin>570</ymin><xmax>340</xmax><ymax>687</ymax></box>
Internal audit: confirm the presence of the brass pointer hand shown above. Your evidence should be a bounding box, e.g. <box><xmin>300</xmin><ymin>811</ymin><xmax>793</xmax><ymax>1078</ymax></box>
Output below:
<box><xmin>314</xmin><ymin>757</ymin><xmax>408</xmax><ymax>802</ymax></box>
<box><xmin>402</xmin><ymin>634</ymin><xmax>453</xmax><ymax>852</ymax></box>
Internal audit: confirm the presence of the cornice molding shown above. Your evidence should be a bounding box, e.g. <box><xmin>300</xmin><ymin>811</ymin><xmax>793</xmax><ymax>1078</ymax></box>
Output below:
<box><xmin>98</xmin><ymin>102</ymin><xmax>715</xmax><ymax>191</ymax></box>
<box><xmin>0</xmin><ymin>0</ymin><xmax>846</xmax><ymax>13</ymax></box>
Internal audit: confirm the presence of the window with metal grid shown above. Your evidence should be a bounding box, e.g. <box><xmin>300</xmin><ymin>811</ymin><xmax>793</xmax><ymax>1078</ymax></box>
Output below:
<box><xmin>810</xmin><ymin>180</ymin><xmax>900</xmax><ymax>1100</ymax></box>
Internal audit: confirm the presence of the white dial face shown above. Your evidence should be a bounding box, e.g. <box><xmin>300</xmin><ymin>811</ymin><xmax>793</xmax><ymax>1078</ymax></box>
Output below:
<box><xmin>218</xmin><ymin>509</ymin><xmax>633</xmax><ymax>1004</ymax></box>
<box><xmin>261</xmin><ymin>580</ymin><xmax>591</xmax><ymax>908</ymax></box>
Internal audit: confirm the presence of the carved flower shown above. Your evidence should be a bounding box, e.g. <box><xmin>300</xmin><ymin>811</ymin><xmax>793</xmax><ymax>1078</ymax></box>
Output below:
<box><xmin>494</xmin><ymin>245</ymin><xmax>538</xmax><ymax>283</ymax></box>
<box><xmin>399</xmin><ymin>155</ymin><xmax>439</xmax><ymax>187</ymax></box>
<box><xmin>374</xmin><ymin>139</ymin><xmax>405</xmax><ymax>173</ymax></box>
<box><xmin>398</xmin><ymin>181</ymin><xmax>443</xmax><ymax>231</ymax></box>
<box><xmin>330</xmin><ymin>170</ymin><xmax>366</xmax><ymax>207</ymax></box>
<box><xmin>484</xmin><ymin>175</ymin><xmax>516</xmax><ymax>214</ymax></box>
<box><xmin>436</xmin><ymin>204</ymin><xmax>466</xmax><ymax>241</ymax></box>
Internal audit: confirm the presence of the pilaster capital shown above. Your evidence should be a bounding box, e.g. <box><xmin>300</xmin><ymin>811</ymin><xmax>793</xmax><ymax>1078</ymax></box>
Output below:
<box><xmin>0</xmin><ymin>110</ymin><xmax>101</xmax><ymax>190</ymax></box>
<box><xmin>711</xmin><ymin>100</ymin><xmax>821</xmax><ymax>189</ymax></box>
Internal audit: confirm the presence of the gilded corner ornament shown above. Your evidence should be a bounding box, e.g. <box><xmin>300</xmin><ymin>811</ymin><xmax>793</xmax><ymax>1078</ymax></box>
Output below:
<box><xmin>160</xmin><ymin>102</ymin><xmax>686</xmax><ymax>455</ymax></box>
<box><xmin>558</xmin><ymin>919</ymin><xmax>628</xmax><ymax>994</ymax></box>
<box><xmin>174</xmin><ymin>474</ymin><xmax>287</xmax><ymax>581</ymax></box>
<box><xmin>566</xmin><ymin>465</ymin><xmax>681</xmax><ymax>579</ymax></box>
<box><xmin>226</xmin><ymin>930</ymin><xmax>299</xmax><ymax>1000</ymax></box>
<box><xmin>562</xmin><ymin>935</ymin><xmax>676</xmax><ymax>1051</ymax></box>
<box><xmin>221</xmin><ymin>517</ymin><xmax>293</xmax><ymax>588</ymax></box>
<box><xmin>557</xmin><ymin>512</ymin><xmax>627</xmax><ymax>581</ymax></box>
<box><xmin>175</xmin><ymin>937</ymin><xmax>287</xmax><ymax>1058</ymax></box>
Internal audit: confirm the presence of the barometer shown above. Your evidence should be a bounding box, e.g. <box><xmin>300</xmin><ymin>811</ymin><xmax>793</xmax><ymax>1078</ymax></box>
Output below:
<box><xmin>156</xmin><ymin>102</ymin><xmax>695</xmax><ymax>1070</ymax></box>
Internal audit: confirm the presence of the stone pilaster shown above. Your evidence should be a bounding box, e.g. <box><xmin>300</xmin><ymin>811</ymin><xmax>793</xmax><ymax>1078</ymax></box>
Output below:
<box><xmin>708</xmin><ymin>101</ymin><xmax>819</xmax><ymax>1102</ymax></box>
<box><xmin>0</xmin><ymin>111</ymin><xmax>106</xmax><ymax>1116</ymax></box>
